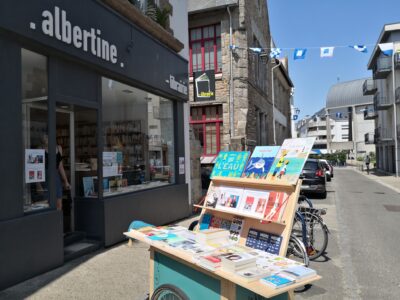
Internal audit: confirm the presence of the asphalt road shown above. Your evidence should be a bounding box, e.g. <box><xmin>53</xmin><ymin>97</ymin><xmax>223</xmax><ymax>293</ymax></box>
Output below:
<box><xmin>297</xmin><ymin>168</ymin><xmax>400</xmax><ymax>300</ymax></box>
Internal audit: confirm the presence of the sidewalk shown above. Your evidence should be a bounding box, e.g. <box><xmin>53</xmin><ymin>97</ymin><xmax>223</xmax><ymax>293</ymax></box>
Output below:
<box><xmin>351</xmin><ymin>166</ymin><xmax>400</xmax><ymax>194</ymax></box>
<box><xmin>0</xmin><ymin>216</ymin><xmax>198</xmax><ymax>300</ymax></box>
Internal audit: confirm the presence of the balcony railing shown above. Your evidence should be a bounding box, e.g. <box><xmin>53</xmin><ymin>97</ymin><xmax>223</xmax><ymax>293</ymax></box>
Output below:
<box><xmin>364</xmin><ymin>132</ymin><xmax>375</xmax><ymax>144</ymax></box>
<box><xmin>396</xmin><ymin>87</ymin><xmax>400</xmax><ymax>104</ymax></box>
<box><xmin>373</xmin><ymin>56</ymin><xmax>392</xmax><ymax>79</ymax></box>
<box><xmin>363</xmin><ymin>108</ymin><xmax>377</xmax><ymax>120</ymax></box>
<box><xmin>374</xmin><ymin>92</ymin><xmax>392</xmax><ymax>110</ymax></box>
<box><xmin>380</xmin><ymin>127</ymin><xmax>393</xmax><ymax>140</ymax></box>
<box><xmin>362</xmin><ymin>79</ymin><xmax>377</xmax><ymax>95</ymax></box>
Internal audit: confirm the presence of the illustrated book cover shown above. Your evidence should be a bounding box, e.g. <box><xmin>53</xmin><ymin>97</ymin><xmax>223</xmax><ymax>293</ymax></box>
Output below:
<box><xmin>264</xmin><ymin>191</ymin><xmax>290</xmax><ymax>222</ymax></box>
<box><xmin>215</xmin><ymin>187</ymin><xmax>244</xmax><ymax>211</ymax></box>
<box><xmin>238</xmin><ymin>189</ymin><xmax>270</xmax><ymax>218</ymax></box>
<box><xmin>210</xmin><ymin>151</ymin><xmax>250</xmax><ymax>178</ymax></box>
<box><xmin>266</xmin><ymin>137</ymin><xmax>316</xmax><ymax>185</ymax></box>
<box><xmin>242</xmin><ymin>146</ymin><xmax>280</xmax><ymax>179</ymax></box>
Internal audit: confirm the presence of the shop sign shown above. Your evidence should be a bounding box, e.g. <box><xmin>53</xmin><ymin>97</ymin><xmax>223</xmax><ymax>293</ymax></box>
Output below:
<box><xmin>194</xmin><ymin>70</ymin><xmax>216</xmax><ymax>101</ymax></box>
<box><xmin>30</xmin><ymin>6</ymin><xmax>123</xmax><ymax>67</ymax></box>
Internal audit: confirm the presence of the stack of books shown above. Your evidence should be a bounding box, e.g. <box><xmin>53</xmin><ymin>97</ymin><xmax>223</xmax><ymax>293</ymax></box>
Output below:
<box><xmin>259</xmin><ymin>265</ymin><xmax>317</xmax><ymax>289</ymax></box>
<box><xmin>260</xmin><ymin>274</ymin><xmax>295</xmax><ymax>289</ymax></box>
<box><xmin>220</xmin><ymin>251</ymin><xmax>258</xmax><ymax>272</ymax></box>
<box><xmin>195</xmin><ymin>228</ymin><xmax>230</xmax><ymax>246</ymax></box>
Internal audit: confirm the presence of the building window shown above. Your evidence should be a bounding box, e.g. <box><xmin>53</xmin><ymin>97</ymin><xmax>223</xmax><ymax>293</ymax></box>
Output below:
<box><xmin>102</xmin><ymin>78</ymin><xmax>175</xmax><ymax>196</ymax></box>
<box><xmin>21</xmin><ymin>49</ymin><xmax>49</xmax><ymax>212</ymax></box>
<box><xmin>190</xmin><ymin>105</ymin><xmax>222</xmax><ymax>156</ymax></box>
<box><xmin>189</xmin><ymin>24</ymin><xmax>222</xmax><ymax>74</ymax></box>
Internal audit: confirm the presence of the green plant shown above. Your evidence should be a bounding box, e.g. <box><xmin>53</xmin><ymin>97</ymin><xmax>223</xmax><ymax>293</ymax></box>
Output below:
<box><xmin>155</xmin><ymin>5</ymin><xmax>172</xmax><ymax>29</ymax></box>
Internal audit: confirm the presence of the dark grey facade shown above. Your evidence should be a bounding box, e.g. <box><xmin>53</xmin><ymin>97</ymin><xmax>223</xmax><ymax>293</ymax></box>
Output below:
<box><xmin>0</xmin><ymin>0</ymin><xmax>189</xmax><ymax>290</ymax></box>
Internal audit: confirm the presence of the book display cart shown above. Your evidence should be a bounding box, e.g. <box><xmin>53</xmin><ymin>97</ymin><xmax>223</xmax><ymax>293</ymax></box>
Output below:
<box><xmin>125</xmin><ymin>139</ymin><xmax>320</xmax><ymax>300</ymax></box>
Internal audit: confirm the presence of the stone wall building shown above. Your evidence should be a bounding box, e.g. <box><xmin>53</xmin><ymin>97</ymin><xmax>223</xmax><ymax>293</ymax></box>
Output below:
<box><xmin>188</xmin><ymin>0</ymin><xmax>292</xmax><ymax>186</ymax></box>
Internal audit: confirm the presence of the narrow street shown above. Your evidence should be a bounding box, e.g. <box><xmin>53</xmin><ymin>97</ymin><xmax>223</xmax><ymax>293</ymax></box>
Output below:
<box><xmin>298</xmin><ymin>167</ymin><xmax>400</xmax><ymax>299</ymax></box>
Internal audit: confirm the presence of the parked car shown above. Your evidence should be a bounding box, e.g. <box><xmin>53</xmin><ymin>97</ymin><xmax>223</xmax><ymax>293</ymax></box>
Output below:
<box><xmin>319</xmin><ymin>159</ymin><xmax>333</xmax><ymax>181</ymax></box>
<box><xmin>300</xmin><ymin>159</ymin><xmax>327</xmax><ymax>198</ymax></box>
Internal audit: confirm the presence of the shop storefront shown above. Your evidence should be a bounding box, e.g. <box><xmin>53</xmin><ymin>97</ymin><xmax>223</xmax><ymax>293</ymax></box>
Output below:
<box><xmin>0</xmin><ymin>0</ymin><xmax>189</xmax><ymax>290</ymax></box>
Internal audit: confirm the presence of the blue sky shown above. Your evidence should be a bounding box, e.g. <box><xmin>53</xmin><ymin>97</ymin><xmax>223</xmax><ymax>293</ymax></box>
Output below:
<box><xmin>267</xmin><ymin>0</ymin><xmax>400</xmax><ymax>119</ymax></box>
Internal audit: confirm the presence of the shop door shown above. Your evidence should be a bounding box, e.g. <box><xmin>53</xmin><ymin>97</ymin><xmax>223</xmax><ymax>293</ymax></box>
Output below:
<box><xmin>56</xmin><ymin>107</ymin><xmax>74</xmax><ymax>233</ymax></box>
<box><xmin>56</xmin><ymin>103</ymin><xmax>98</xmax><ymax>234</ymax></box>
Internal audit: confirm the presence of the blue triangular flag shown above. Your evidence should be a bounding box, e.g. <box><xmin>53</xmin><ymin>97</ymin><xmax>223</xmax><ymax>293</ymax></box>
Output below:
<box><xmin>294</xmin><ymin>48</ymin><xmax>307</xmax><ymax>60</ymax></box>
<box><xmin>270</xmin><ymin>48</ymin><xmax>281</xmax><ymax>58</ymax></box>
<box><xmin>378</xmin><ymin>43</ymin><xmax>394</xmax><ymax>56</ymax></box>
<box><xmin>350</xmin><ymin>45</ymin><xmax>367</xmax><ymax>53</ymax></box>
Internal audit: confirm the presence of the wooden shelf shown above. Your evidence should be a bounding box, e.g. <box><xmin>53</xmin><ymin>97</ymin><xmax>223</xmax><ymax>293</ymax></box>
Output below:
<box><xmin>193</xmin><ymin>204</ymin><xmax>286</xmax><ymax>226</ymax></box>
<box><xmin>211</xmin><ymin>177</ymin><xmax>296</xmax><ymax>193</ymax></box>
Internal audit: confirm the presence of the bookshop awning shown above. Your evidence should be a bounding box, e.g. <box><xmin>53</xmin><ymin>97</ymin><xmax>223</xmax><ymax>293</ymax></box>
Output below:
<box><xmin>201</xmin><ymin>156</ymin><xmax>218</xmax><ymax>164</ymax></box>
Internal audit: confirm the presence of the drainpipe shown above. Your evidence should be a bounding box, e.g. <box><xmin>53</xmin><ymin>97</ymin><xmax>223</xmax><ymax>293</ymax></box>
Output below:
<box><xmin>392</xmin><ymin>48</ymin><xmax>398</xmax><ymax>176</ymax></box>
<box><xmin>271</xmin><ymin>60</ymin><xmax>282</xmax><ymax>145</ymax></box>
<box><xmin>227</xmin><ymin>6</ymin><xmax>234</xmax><ymax>147</ymax></box>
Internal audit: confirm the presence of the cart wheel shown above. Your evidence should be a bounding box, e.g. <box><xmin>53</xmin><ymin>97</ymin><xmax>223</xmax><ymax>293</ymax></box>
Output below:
<box><xmin>151</xmin><ymin>284</ymin><xmax>189</xmax><ymax>300</ymax></box>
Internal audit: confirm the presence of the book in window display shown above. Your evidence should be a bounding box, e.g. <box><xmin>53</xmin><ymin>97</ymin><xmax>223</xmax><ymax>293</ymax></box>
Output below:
<box><xmin>266</xmin><ymin>137</ymin><xmax>315</xmax><ymax>185</ymax></box>
<box><xmin>242</xmin><ymin>146</ymin><xmax>280</xmax><ymax>179</ymax></box>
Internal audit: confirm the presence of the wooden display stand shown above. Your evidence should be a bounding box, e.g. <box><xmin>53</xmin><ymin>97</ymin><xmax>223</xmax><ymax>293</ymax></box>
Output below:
<box><xmin>125</xmin><ymin>177</ymin><xmax>320</xmax><ymax>299</ymax></box>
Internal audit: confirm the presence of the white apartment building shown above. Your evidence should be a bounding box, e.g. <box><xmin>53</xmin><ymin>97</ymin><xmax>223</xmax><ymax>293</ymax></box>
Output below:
<box><xmin>296</xmin><ymin>108</ymin><xmax>349</xmax><ymax>153</ymax></box>
<box><xmin>326</xmin><ymin>79</ymin><xmax>375</xmax><ymax>156</ymax></box>
<box><xmin>367</xmin><ymin>23</ymin><xmax>400</xmax><ymax>175</ymax></box>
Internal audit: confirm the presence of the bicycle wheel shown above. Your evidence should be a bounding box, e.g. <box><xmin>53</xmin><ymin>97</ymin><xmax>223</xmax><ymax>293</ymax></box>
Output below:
<box><xmin>286</xmin><ymin>235</ymin><xmax>309</xmax><ymax>267</ymax></box>
<box><xmin>293</xmin><ymin>212</ymin><xmax>328</xmax><ymax>260</ymax></box>
<box><xmin>151</xmin><ymin>284</ymin><xmax>189</xmax><ymax>300</ymax></box>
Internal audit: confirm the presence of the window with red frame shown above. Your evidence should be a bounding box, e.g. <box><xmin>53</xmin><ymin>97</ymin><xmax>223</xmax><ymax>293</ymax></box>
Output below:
<box><xmin>189</xmin><ymin>24</ymin><xmax>222</xmax><ymax>74</ymax></box>
<box><xmin>190</xmin><ymin>105</ymin><xmax>222</xmax><ymax>156</ymax></box>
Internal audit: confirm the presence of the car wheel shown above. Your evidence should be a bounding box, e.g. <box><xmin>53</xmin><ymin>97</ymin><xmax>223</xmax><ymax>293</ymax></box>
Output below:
<box><xmin>320</xmin><ymin>191</ymin><xmax>327</xmax><ymax>199</ymax></box>
<box><xmin>327</xmin><ymin>175</ymin><xmax>331</xmax><ymax>182</ymax></box>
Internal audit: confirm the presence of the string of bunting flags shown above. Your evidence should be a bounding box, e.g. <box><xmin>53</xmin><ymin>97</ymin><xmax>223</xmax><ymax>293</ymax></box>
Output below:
<box><xmin>240</xmin><ymin>42</ymin><xmax>397</xmax><ymax>60</ymax></box>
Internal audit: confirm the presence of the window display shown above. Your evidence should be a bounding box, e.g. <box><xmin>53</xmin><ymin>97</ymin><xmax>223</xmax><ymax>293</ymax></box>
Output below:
<box><xmin>102</xmin><ymin>77</ymin><xmax>175</xmax><ymax>196</ymax></box>
<box><xmin>21</xmin><ymin>49</ymin><xmax>49</xmax><ymax>212</ymax></box>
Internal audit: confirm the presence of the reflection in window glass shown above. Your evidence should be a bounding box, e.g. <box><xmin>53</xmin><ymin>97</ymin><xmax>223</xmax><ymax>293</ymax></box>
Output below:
<box><xmin>21</xmin><ymin>49</ymin><xmax>49</xmax><ymax>212</ymax></box>
<box><xmin>102</xmin><ymin>77</ymin><xmax>175</xmax><ymax>196</ymax></box>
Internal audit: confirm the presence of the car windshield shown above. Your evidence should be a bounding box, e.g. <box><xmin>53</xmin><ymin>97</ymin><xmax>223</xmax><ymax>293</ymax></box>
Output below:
<box><xmin>304</xmin><ymin>161</ymin><xmax>318</xmax><ymax>170</ymax></box>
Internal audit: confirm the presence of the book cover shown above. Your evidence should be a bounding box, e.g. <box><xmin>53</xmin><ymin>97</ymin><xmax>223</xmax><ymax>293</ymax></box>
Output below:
<box><xmin>264</xmin><ymin>191</ymin><xmax>290</xmax><ymax>222</ymax></box>
<box><xmin>82</xmin><ymin>176</ymin><xmax>95</xmax><ymax>197</ymax></box>
<box><xmin>266</xmin><ymin>137</ymin><xmax>316</xmax><ymax>185</ymax></box>
<box><xmin>199</xmin><ymin>213</ymin><xmax>213</xmax><ymax>230</ymax></box>
<box><xmin>242</xmin><ymin>146</ymin><xmax>280</xmax><ymax>179</ymax></box>
<box><xmin>260</xmin><ymin>274</ymin><xmax>295</xmax><ymax>289</ymax></box>
<box><xmin>278</xmin><ymin>266</ymin><xmax>316</xmax><ymax>281</ymax></box>
<box><xmin>209</xmin><ymin>216</ymin><xmax>223</xmax><ymax>228</ymax></box>
<box><xmin>229</xmin><ymin>217</ymin><xmax>245</xmax><ymax>243</ymax></box>
<box><xmin>236</xmin><ymin>267</ymin><xmax>271</xmax><ymax>282</ymax></box>
<box><xmin>238</xmin><ymin>189</ymin><xmax>270</xmax><ymax>218</ymax></box>
<box><xmin>216</xmin><ymin>187</ymin><xmax>244</xmax><ymax>211</ymax></box>
<box><xmin>210</xmin><ymin>151</ymin><xmax>250</xmax><ymax>178</ymax></box>
<box><xmin>205</xmin><ymin>183</ymin><xmax>222</xmax><ymax>208</ymax></box>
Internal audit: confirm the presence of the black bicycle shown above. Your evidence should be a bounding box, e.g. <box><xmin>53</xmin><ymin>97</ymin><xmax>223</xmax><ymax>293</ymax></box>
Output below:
<box><xmin>151</xmin><ymin>284</ymin><xmax>189</xmax><ymax>300</ymax></box>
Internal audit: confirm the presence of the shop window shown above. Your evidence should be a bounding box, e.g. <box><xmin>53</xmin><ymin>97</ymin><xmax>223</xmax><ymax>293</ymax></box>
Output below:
<box><xmin>190</xmin><ymin>106</ymin><xmax>222</xmax><ymax>156</ymax></box>
<box><xmin>21</xmin><ymin>49</ymin><xmax>49</xmax><ymax>212</ymax></box>
<box><xmin>102</xmin><ymin>77</ymin><xmax>175</xmax><ymax>196</ymax></box>
<box><xmin>189</xmin><ymin>24</ymin><xmax>222</xmax><ymax>74</ymax></box>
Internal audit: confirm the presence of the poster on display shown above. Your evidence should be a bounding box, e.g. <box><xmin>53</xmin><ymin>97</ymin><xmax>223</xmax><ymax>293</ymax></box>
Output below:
<box><xmin>103</xmin><ymin>151</ymin><xmax>122</xmax><ymax>177</ymax></box>
<box><xmin>194</xmin><ymin>70</ymin><xmax>215</xmax><ymax>101</ymax></box>
<box><xmin>25</xmin><ymin>149</ymin><xmax>45</xmax><ymax>183</ymax></box>
<box><xmin>179</xmin><ymin>157</ymin><xmax>185</xmax><ymax>175</ymax></box>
